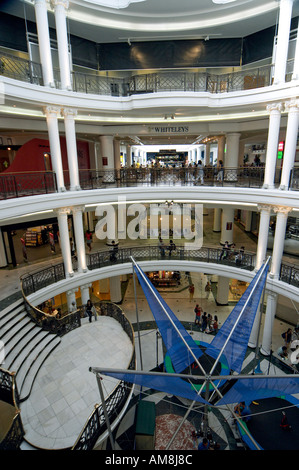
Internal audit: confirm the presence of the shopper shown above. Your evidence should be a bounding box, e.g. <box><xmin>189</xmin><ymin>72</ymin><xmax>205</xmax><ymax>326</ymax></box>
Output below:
<box><xmin>86</xmin><ymin>230</ymin><xmax>93</xmax><ymax>252</ymax></box>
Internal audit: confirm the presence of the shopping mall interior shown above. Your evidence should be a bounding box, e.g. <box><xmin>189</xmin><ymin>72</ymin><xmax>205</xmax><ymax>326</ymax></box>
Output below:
<box><xmin>0</xmin><ymin>0</ymin><xmax>299</xmax><ymax>453</ymax></box>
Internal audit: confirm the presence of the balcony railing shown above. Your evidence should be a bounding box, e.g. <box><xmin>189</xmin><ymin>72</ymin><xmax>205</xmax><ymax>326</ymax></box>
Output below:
<box><xmin>0</xmin><ymin>369</ymin><xmax>25</xmax><ymax>450</ymax></box>
<box><xmin>21</xmin><ymin>244</ymin><xmax>299</xmax><ymax>298</ymax></box>
<box><xmin>1</xmin><ymin>166</ymin><xmax>297</xmax><ymax>199</ymax></box>
<box><xmin>0</xmin><ymin>171</ymin><xmax>57</xmax><ymax>199</ymax></box>
<box><xmin>1</xmin><ymin>50</ymin><xmax>294</xmax><ymax>96</ymax></box>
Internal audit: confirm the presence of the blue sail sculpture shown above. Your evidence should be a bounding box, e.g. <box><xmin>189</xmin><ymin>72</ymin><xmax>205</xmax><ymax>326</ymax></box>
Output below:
<box><xmin>95</xmin><ymin>259</ymin><xmax>270</xmax><ymax>405</ymax></box>
<box><xmin>133</xmin><ymin>262</ymin><xmax>203</xmax><ymax>373</ymax></box>
<box><xmin>205</xmin><ymin>263</ymin><xmax>269</xmax><ymax>374</ymax></box>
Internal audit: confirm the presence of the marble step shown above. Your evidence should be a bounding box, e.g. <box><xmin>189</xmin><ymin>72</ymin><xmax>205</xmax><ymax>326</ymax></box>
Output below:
<box><xmin>1</xmin><ymin>315</ymin><xmax>33</xmax><ymax>347</ymax></box>
<box><xmin>6</xmin><ymin>328</ymin><xmax>51</xmax><ymax>372</ymax></box>
<box><xmin>18</xmin><ymin>335</ymin><xmax>61</xmax><ymax>401</ymax></box>
<box><xmin>0</xmin><ymin>308</ymin><xmax>28</xmax><ymax>337</ymax></box>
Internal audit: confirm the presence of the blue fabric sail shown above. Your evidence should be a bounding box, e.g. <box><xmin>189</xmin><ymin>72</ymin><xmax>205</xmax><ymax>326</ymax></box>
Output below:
<box><xmin>134</xmin><ymin>264</ymin><xmax>203</xmax><ymax>373</ymax></box>
<box><xmin>99</xmin><ymin>370</ymin><xmax>209</xmax><ymax>404</ymax></box>
<box><xmin>217</xmin><ymin>376</ymin><xmax>299</xmax><ymax>405</ymax></box>
<box><xmin>205</xmin><ymin>263</ymin><xmax>269</xmax><ymax>374</ymax></box>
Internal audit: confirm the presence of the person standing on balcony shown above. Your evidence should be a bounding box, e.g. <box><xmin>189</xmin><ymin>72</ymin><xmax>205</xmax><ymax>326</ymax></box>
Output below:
<box><xmin>86</xmin><ymin>230</ymin><xmax>93</xmax><ymax>252</ymax></box>
<box><xmin>217</xmin><ymin>160</ymin><xmax>224</xmax><ymax>182</ymax></box>
<box><xmin>195</xmin><ymin>160</ymin><xmax>204</xmax><ymax>185</ymax></box>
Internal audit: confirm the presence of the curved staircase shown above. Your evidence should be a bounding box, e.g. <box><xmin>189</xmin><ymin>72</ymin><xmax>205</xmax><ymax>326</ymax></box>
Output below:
<box><xmin>0</xmin><ymin>299</ymin><xmax>61</xmax><ymax>401</ymax></box>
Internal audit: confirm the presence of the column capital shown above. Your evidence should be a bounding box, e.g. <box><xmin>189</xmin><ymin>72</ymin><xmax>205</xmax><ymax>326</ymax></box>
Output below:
<box><xmin>284</xmin><ymin>99</ymin><xmax>299</xmax><ymax>112</ymax></box>
<box><xmin>61</xmin><ymin>107</ymin><xmax>77</xmax><ymax>118</ymax></box>
<box><xmin>56</xmin><ymin>207</ymin><xmax>71</xmax><ymax>216</ymax></box>
<box><xmin>72</xmin><ymin>205</ymin><xmax>85</xmax><ymax>214</ymax></box>
<box><xmin>43</xmin><ymin>105</ymin><xmax>61</xmax><ymax>117</ymax></box>
<box><xmin>273</xmin><ymin>205</ymin><xmax>292</xmax><ymax>215</ymax></box>
<box><xmin>257</xmin><ymin>204</ymin><xmax>273</xmax><ymax>213</ymax></box>
<box><xmin>266</xmin><ymin>102</ymin><xmax>283</xmax><ymax>113</ymax></box>
<box><xmin>50</xmin><ymin>0</ymin><xmax>69</xmax><ymax>9</ymax></box>
<box><xmin>265</xmin><ymin>289</ymin><xmax>278</xmax><ymax>300</ymax></box>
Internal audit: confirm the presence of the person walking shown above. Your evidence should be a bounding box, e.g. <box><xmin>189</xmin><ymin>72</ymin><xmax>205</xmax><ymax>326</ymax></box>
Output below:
<box><xmin>85</xmin><ymin>299</ymin><xmax>95</xmax><ymax>323</ymax></box>
<box><xmin>189</xmin><ymin>283</ymin><xmax>195</xmax><ymax>301</ymax></box>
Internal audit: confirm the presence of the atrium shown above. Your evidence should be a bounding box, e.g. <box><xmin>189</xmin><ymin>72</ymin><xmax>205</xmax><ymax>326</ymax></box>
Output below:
<box><xmin>0</xmin><ymin>0</ymin><xmax>299</xmax><ymax>452</ymax></box>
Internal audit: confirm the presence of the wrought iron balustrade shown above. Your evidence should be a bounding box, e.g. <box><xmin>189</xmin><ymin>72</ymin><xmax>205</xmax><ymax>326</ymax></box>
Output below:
<box><xmin>0</xmin><ymin>171</ymin><xmax>57</xmax><ymax>199</ymax></box>
<box><xmin>1</xmin><ymin>50</ymin><xmax>288</xmax><ymax>96</ymax></box>
<box><xmin>0</xmin><ymin>369</ymin><xmax>24</xmax><ymax>450</ymax></box>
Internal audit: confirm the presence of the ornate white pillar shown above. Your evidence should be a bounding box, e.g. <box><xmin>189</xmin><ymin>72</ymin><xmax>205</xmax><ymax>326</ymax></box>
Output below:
<box><xmin>126</xmin><ymin>144</ymin><xmax>132</xmax><ymax>166</ymax></box>
<box><xmin>80</xmin><ymin>283</ymin><xmax>92</xmax><ymax>306</ymax></box>
<box><xmin>273</xmin><ymin>0</ymin><xmax>294</xmax><ymax>85</ymax></box>
<box><xmin>113</xmin><ymin>139</ymin><xmax>121</xmax><ymax>171</ymax></box>
<box><xmin>61</xmin><ymin>108</ymin><xmax>80</xmax><ymax>190</ymax></box>
<box><xmin>43</xmin><ymin>106</ymin><xmax>65</xmax><ymax>192</ymax></box>
<box><xmin>34</xmin><ymin>0</ymin><xmax>55</xmax><ymax>87</ymax></box>
<box><xmin>51</xmin><ymin>0</ymin><xmax>72</xmax><ymax>90</ymax></box>
<box><xmin>216</xmin><ymin>276</ymin><xmax>230</xmax><ymax>306</ymax></box>
<box><xmin>225</xmin><ymin>133</ymin><xmax>241</xmax><ymax>181</ymax></box>
<box><xmin>217</xmin><ymin>135</ymin><xmax>225</xmax><ymax>165</ymax></box>
<box><xmin>269</xmin><ymin>206</ymin><xmax>292</xmax><ymax>278</ymax></box>
<box><xmin>213</xmin><ymin>208</ymin><xmax>222</xmax><ymax>232</ymax></box>
<box><xmin>263</xmin><ymin>103</ymin><xmax>282</xmax><ymax>189</ymax></box>
<box><xmin>279</xmin><ymin>100</ymin><xmax>299</xmax><ymax>189</ymax></box>
<box><xmin>67</xmin><ymin>288</ymin><xmax>78</xmax><ymax>312</ymax></box>
<box><xmin>255</xmin><ymin>204</ymin><xmax>272</xmax><ymax>270</ymax></box>
<box><xmin>100</xmin><ymin>135</ymin><xmax>115</xmax><ymax>181</ymax></box>
<box><xmin>260</xmin><ymin>291</ymin><xmax>278</xmax><ymax>356</ymax></box>
<box><xmin>56</xmin><ymin>207</ymin><xmax>74</xmax><ymax>277</ymax></box>
<box><xmin>110</xmin><ymin>276</ymin><xmax>122</xmax><ymax>304</ymax></box>
<box><xmin>72</xmin><ymin>205</ymin><xmax>88</xmax><ymax>273</ymax></box>
<box><xmin>205</xmin><ymin>143</ymin><xmax>211</xmax><ymax>165</ymax></box>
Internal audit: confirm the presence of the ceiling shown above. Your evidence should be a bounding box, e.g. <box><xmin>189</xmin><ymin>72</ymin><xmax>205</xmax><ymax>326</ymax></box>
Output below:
<box><xmin>1</xmin><ymin>0</ymin><xmax>297</xmax><ymax>44</ymax></box>
<box><xmin>0</xmin><ymin>0</ymin><xmax>297</xmax><ymax>147</ymax></box>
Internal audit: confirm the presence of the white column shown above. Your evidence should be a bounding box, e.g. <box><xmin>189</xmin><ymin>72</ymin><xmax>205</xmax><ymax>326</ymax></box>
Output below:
<box><xmin>217</xmin><ymin>135</ymin><xmax>225</xmax><ymax>165</ymax></box>
<box><xmin>220</xmin><ymin>207</ymin><xmax>234</xmax><ymax>245</ymax></box>
<box><xmin>213</xmin><ymin>208</ymin><xmax>222</xmax><ymax>232</ymax></box>
<box><xmin>279</xmin><ymin>100</ymin><xmax>299</xmax><ymax>189</ymax></box>
<box><xmin>255</xmin><ymin>205</ymin><xmax>272</xmax><ymax>270</ymax></box>
<box><xmin>80</xmin><ymin>283</ymin><xmax>92</xmax><ymax>306</ymax></box>
<box><xmin>100</xmin><ymin>135</ymin><xmax>115</xmax><ymax>181</ymax></box>
<box><xmin>62</xmin><ymin>108</ymin><xmax>80</xmax><ymax>190</ymax></box>
<box><xmin>260</xmin><ymin>291</ymin><xmax>278</xmax><ymax>356</ymax></box>
<box><xmin>126</xmin><ymin>145</ymin><xmax>132</xmax><ymax>166</ymax></box>
<box><xmin>34</xmin><ymin>0</ymin><xmax>55</xmax><ymax>87</ymax></box>
<box><xmin>269</xmin><ymin>206</ymin><xmax>292</xmax><ymax>278</ymax></box>
<box><xmin>216</xmin><ymin>276</ymin><xmax>230</xmax><ymax>306</ymax></box>
<box><xmin>114</xmin><ymin>139</ymin><xmax>121</xmax><ymax>171</ymax></box>
<box><xmin>263</xmin><ymin>103</ymin><xmax>282</xmax><ymax>189</ymax></box>
<box><xmin>67</xmin><ymin>288</ymin><xmax>77</xmax><ymax>312</ymax></box>
<box><xmin>56</xmin><ymin>207</ymin><xmax>74</xmax><ymax>277</ymax></box>
<box><xmin>51</xmin><ymin>0</ymin><xmax>72</xmax><ymax>90</ymax></box>
<box><xmin>245</xmin><ymin>211</ymin><xmax>252</xmax><ymax>232</ymax></box>
<box><xmin>273</xmin><ymin>0</ymin><xmax>294</xmax><ymax>85</ymax></box>
<box><xmin>205</xmin><ymin>143</ymin><xmax>210</xmax><ymax>165</ymax></box>
<box><xmin>292</xmin><ymin>19</ymin><xmax>299</xmax><ymax>80</ymax></box>
<box><xmin>72</xmin><ymin>206</ymin><xmax>88</xmax><ymax>272</ymax></box>
<box><xmin>225</xmin><ymin>133</ymin><xmax>240</xmax><ymax>180</ymax></box>
<box><xmin>43</xmin><ymin>106</ymin><xmax>65</xmax><ymax>192</ymax></box>
<box><xmin>110</xmin><ymin>276</ymin><xmax>122</xmax><ymax>303</ymax></box>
